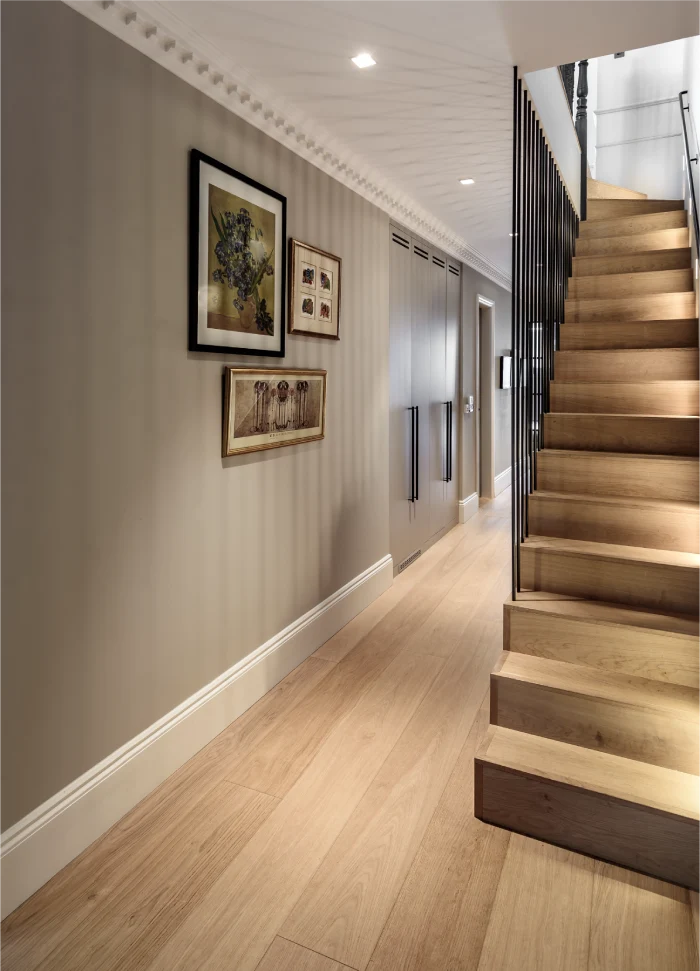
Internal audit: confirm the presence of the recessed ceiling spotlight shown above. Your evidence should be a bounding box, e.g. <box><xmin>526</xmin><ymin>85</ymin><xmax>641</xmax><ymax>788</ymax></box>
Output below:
<box><xmin>460</xmin><ymin>178</ymin><xmax>475</xmax><ymax>185</ymax></box>
<box><xmin>351</xmin><ymin>52</ymin><xmax>376</xmax><ymax>68</ymax></box>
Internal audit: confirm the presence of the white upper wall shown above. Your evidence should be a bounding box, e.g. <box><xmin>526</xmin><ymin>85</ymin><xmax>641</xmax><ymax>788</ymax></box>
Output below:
<box><xmin>593</xmin><ymin>36</ymin><xmax>700</xmax><ymax>198</ymax></box>
<box><xmin>524</xmin><ymin>67</ymin><xmax>582</xmax><ymax>215</ymax></box>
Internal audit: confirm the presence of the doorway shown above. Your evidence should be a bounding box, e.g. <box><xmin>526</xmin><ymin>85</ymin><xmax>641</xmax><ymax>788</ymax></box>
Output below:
<box><xmin>476</xmin><ymin>295</ymin><xmax>496</xmax><ymax>499</ymax></box>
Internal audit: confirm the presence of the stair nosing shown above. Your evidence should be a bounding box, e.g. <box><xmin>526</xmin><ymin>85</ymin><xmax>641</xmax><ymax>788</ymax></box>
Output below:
<box><xmin>495</xmin><ymin>651</ymin><xmax>699</xmax><ymax>718</ymax></box>
<box><xmin>507</xmin><ymin>596</ymin><xmax>699</xmax><ymax>639</ymax></box>
<box><xmin>530</xmin><ymin>490</ymin><xmax>698</xmax><ymax>512</ymax></box>
<box><xmin>479</xmin><ymin>725</ymin><xmax>700</xmax><ymax>820</ymax></box>
<box><xmin>523</xmin><ymin>534</ymin><xmax>700</xmax><ymax>568</ymax></box>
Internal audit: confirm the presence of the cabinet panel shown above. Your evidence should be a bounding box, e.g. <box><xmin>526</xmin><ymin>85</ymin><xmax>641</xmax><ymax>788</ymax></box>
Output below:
<box><xmin>445</xmin><ymin>263</ymin><xmax>461</xmax><ymax>519</ymax></box>
<box><xmin>389</xmin><ymin>229</ymin><xmax>415</xmax><ymax>568</ymax></box>
<box><xmin>411</xmin><ymin>240</ymin><xmax>432</xmax><ymax>543</ymax></box>
<box><xmin>430</xmin><ymin>254</ymin><xmax>447</xmax><ymax>538</ymax></box>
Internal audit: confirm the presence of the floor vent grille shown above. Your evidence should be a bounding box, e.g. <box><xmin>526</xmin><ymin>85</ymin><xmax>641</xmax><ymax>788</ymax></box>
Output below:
<box><xmin>398</xmin><ymin>549</ymin><xmax>422</xmax><ymax>573</ymax></box>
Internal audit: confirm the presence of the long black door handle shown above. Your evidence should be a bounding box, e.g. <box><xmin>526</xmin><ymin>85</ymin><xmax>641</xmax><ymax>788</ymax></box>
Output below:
<box><xmin>449</xmin><ymin>400</ymin><xmax>453</xmax><ymax>482</ymax></box>
<box><xmin>414</xmin><ymin>405</ymin><xmax>420</xmax><ymax>502</ymax></box>
<box><xmin>409</xmin><ymin>406</ymin><xmax>415</xmax><ymax>502</ymax></box>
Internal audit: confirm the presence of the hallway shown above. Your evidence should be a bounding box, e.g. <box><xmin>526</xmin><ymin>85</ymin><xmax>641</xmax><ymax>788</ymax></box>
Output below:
<box><xmin>3</xmin><ymin>491</ymin><xmax>698</xmax><ymax>971</ymax></box>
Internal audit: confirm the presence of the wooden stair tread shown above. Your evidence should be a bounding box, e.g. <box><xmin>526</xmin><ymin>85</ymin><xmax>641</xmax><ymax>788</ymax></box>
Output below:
<box><xmin>575</xmin><ymin>227</ymin><xmax>689</xmax><ymax>257</ymax></box>
<box><xmin>508</xmin><ymin>595</ymin><xmax>699</xmax><ymax>639</ymax></box>
<box><xmin>523</xmin><ymin>534</ymin><xmax>700</xmax><ymax>569</ymax></box>
<box><xmin>572</xmin><ymin>248</ymin><xmax>691</xmax><ymax>277</ymax></box>
<box><xmin>531</xmin><ymin>490</ymin><xmax>698</xmax><ymax>514</ymax></box>
<box><xmin>578</xmin><ymin>209</ymin><xmax>687</xmax><ymax>240</ymax></box>
<box><xmin>477</xmin><ymin>725</ymin><xmax>699</xmax><ymax>821</ymax></box>
<box><xmin>568</xmin><ymin>268</ymin><xmax>693</xmax><ymax>299</ymax></box>
<box><xmin>494</xmin><ymin>651</ymin><xmax>699</xmax><ymax>719</ymax></box>
<box><xmin>559</xmin><ymin>319</ymin><xmax>699</xmax><ymax>351</ymax></box>
<box><xmin>565</xmin><ymin>291</ymin><xmax>696</xmax><ymax>324</ymax></box>
<box><xmin>550</xmin><ymin>383</ymin><xmax>700</xmax><ymax>417</ymax></box>
<box><xmin>587</xmin><ymin>199</ymin><xmax>684</xmax><ymax>221</ymax></box>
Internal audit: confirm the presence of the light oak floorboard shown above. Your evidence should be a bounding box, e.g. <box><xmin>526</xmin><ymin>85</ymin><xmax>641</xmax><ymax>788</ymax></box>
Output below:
<box><xmin>691</xmin><ymin>891</ymin><xmax>700</xmax><ymax>959</ymax></box>
<box><xmin>144</xmin><ymin>650</ymin><xmax>443</xmax><ymax>971</ymax></box>
<box><xmin>588</xmin><ymin>864</ymin><xmax>698</xmax><ymax>971</ymax></box>
<box><xmin>256</xmin><ymin>937</ymin><xmax>355</xmax><ymax>971</ymax></box>
<box><xmin>281</xmin><ymin>615</ymin><xmax>506</xmax><ymax>969</ymax></box>
<box><xmin>365</xmin><ymin>700</ymin><xmax>510</xmax><ymax>971</ymax></box>
<box><xmin>0</xmin><ymin>657</ymin><xmax>331</xmax><ymax>971</ymax></box>
<box><xmin>476</xmin><ymin>835</ymin><xmax>594</xmax><ymax>971</ymax></box>
<box><xmin>13</xmin><ymin>783</ymin><xmax>277</xmax><ymax>971</ymax></box>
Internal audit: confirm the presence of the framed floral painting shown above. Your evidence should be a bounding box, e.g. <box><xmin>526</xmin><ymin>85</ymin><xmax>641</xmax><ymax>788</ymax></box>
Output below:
<box><xmin>222</xmin><ymin>367</ymin><xmax>327</xmax><ymax>457</ymax></box>
<box><xmin>288</xmin><ymin>239</ymin><xmax>341</xmax><ymax>339</ymax></box>
<box><xmin>189</xmin><ymin>149</ymin><xmax>287</xmax><ymax>356</ymax></box>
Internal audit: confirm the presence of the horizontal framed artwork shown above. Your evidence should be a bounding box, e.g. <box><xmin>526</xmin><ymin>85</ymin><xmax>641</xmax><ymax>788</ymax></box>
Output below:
<box><xmin>189</xmin><ymin>149</ymin><xmax>287</xmax><ymax>356</ymax></box>
<box><xmin>222</xmin><ymin>367</ymin><xmax>327</xmax><ymax>457</ymax></box>
<box><xmin>288</xmin><ymin>238</ymin><xmax>341</xmax><ymax>339</ymax></box>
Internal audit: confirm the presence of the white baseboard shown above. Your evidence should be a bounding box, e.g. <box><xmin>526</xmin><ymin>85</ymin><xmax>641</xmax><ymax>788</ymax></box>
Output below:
<box><xmin>494</xmin><ymin>467</ymin><xmax>511</xmax><ymax>497</ymax></box>
<box><xmin>0</xmin><ymin>553</ymin><xmax>393</xmax><ymax>918</ymax></box>
<box><xmin>458</xmin><ymin>492</ymin><xmax>479</xmax><ymax>524</ymax></box>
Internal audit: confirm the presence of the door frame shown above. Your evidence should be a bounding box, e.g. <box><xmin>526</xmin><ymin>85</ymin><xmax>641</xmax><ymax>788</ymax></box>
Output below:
<box><xmin>475</xmin><ymin>293</ymin><xmax>496</xmax><ymax>499</ymax></box>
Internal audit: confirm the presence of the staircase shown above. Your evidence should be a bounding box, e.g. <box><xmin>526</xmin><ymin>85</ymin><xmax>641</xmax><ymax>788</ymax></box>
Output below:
<box><xmin>476</xmin><ymin>181</ymin><xmax>700</xmax><ymax>890</ymax></box>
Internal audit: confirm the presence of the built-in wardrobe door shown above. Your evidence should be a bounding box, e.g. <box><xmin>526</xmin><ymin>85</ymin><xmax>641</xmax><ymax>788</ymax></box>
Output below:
<box><xmin>429</xmin><ymin>252</ymin><xmax>447</xmax><ymax>538</ymax></box>
<box><xmin>389</xmin><ymin>227</ymin><xmax>415</xmax><ymax>569</ymax></box>
<box><xmin>445</xmin><ymin>261</ymin><xmax>461</xmax><ymax>521</ymax></box>
<box><xmin>411</xmin><ymin>238</ymin><xmax>432</xmax><ymax>544</ymax></box>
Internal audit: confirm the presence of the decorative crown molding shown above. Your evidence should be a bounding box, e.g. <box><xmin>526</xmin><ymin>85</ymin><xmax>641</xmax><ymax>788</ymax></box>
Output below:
<box><xmin>63</xmin><ymin>0</ymin><xmax>511</xmax><ymax>291</ymax></box>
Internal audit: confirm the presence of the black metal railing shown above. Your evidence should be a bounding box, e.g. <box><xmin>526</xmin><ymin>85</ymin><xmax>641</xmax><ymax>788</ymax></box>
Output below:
<box><xmin>679</xmin><ymin>90</ymin><xmax>700</xmax><ymax>249</ymax></box>
<box><xmin>511</xmin><ymin>68</ymin><xmax>579</xmax><ymax>598</ymax></box>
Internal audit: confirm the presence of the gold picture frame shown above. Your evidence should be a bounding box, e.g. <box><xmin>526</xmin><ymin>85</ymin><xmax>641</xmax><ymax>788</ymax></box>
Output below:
<box><xmin>222</xmin><ymin>367</ymin><xmax>327</xmax><ymax>457</ymax></box>
<box><xmin>288</xmin><ymin>238</ymin><xmax>342</xmax><ymax>339</ymax></box>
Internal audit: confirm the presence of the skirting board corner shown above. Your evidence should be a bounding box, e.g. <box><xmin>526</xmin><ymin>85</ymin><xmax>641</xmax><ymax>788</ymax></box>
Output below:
<box><xmin>0</xmin><ymin>553</ymin><xmax>393</xmax><ymax>919</ymax></box>
<box><xmin>458</xmin><ymin>492</ymin><xmax>479</xmax><ymax>523</ymax></box>
<box><xmin>494</xmin><ymin>467</ymin><xmax>511</xmax><ymax>497</ymax></box>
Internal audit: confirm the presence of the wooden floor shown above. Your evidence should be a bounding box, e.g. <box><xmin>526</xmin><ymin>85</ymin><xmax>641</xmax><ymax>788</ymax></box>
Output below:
<box><xmin>3</xmin><ymin>490</ymin><xmax>699</xmax><ymax>971</ymax></box>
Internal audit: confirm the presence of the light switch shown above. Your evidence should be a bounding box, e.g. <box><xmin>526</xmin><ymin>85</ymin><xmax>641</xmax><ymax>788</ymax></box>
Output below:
<box><xmin>464</xmin><ymin>396</ymin><xmax>474</xmax><ymax>414</ymax></box>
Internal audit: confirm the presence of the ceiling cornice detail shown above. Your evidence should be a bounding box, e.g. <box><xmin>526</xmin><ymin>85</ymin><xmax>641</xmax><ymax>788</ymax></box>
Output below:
<box><xmin>63</xmin><ymin>0</ymin><xmax>512</xmax><ymax>291</ymax></box>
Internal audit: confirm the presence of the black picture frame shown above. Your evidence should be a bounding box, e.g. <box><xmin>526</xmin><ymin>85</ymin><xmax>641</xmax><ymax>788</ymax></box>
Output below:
<box><xmin>189</xmin><ymin>149</ymin><xmax>287</xmax><ymax>357</ymax></box>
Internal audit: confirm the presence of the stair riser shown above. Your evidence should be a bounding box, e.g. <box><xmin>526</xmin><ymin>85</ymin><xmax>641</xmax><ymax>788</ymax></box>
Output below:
<box><xmin>491</xmin><ymin>675</ymin><xmax>698</xmax><ymax>773</ymax></box>
<box><xmin>505</xmin><ymin>605</ymin><xmax>699</xmax><ymax>688</ymax></box>
<box><xmin>579</xmin><ymin>209</ymin><xmax>687</xmax><ymax>240</ymax></box>
<box><xmin>568</xmin><ymin>268</ymin><xmax>693</xmax><ymax>300</ymax></box>
<box><xmin>572</xmin><ymin>249</ymin><xmax>691</xmax><ymax>278</ymax></box>
<box><xmin>565</xmin><ymin>291</ymin><xmax>697</xmax><ymax>324</ymax></box>
<box><xmin>550</xmin><ymin>382</ymin><xmax>699</xmax><ymax>417</ymax></box>
<box><xmin>536</xmin><ymin>452</ymin><xmax>700</xmax><ymax>502</ymax></box>
<box><xmin>475</xmin><ymin>760</ymin><xmax>699</xmax><ymax>889</ymax></box>
<box><xmin>559</xmin><ymin>320</ymin><xmax>698</xmax><ymax>350</ymax></box>
<box><xmin>529</xmin><ymin>495</ymin><xmax>699</xmax><ymax>553</ymax></box>
<box><xmin>520</xmin><ymin>546</ymin><xmax>699</xmax><ymax>613</ymax></box>
<box><xmin>575</xmin><ymin>227</ymin><xmax>689</xmax><ymax>257</ymax></box>
<box><xmin>587</xmin><ymin>199</ymin><xmax>684</xmax><ymax>221</ymax></box>
<box><xmin>544</xmin><ymin>415</ymin><xmax>700</xmax><ymax>455</ymax></box>
<box><xmin>554</xmin><ymin>349</ymin><xmax>698</xmax><ymax>382</ymax></box>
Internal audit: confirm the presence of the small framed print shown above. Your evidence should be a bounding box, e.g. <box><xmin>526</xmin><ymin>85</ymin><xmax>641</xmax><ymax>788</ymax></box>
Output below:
<box><xmin>301</xmin><ymin>263</ymin><xmax>317</xmax><ymax>290</ymax></box>
<box><xmin>289</xmin><ymin>238</ymin><xmax>341</xmax><ymax>339</ymax></box>
<box><xmin>189</xmin><ymin>149</ymin><xmax>287</xmax><ymax>356</ymax></box>
<box><xmin>222</xmin><ymin>367</ymin><xmax>327</xmax><ymax>457</ymax></box>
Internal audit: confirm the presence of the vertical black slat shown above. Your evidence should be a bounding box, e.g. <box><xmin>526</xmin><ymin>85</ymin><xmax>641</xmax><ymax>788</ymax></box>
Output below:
<box><xmin>511</xmin><ymin>69</ymin><xmax>519</xmax><ymax>595</ymax></box>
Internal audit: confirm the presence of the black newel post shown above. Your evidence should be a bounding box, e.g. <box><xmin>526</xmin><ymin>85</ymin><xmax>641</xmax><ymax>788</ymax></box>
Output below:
<box><xmin>575</xmin><ymin>59</ymin><xmax>588</xmax><ymax>221</ymax></box>
<box><xmin>559</xmin><ymin>64</ymin><xmax>575</xmax><ymax>113</ymax></box>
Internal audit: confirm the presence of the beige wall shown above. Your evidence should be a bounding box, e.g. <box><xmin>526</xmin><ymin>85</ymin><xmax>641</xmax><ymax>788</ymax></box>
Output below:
<box><xmin>1</xmin><ymin>2</ymin><xmax>390</xmax><ymax>830</ymax></box>
<box><xmin>459</xmin><ymin>266</ymin><xmax>512</xmax><ymax>497</ymax></box>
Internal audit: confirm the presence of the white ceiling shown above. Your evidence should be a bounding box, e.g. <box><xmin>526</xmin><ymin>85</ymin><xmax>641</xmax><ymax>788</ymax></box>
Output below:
<box><xmin>97</xmin><ymin>1</ymin><xmax>699</xmax><ymax>279</ymax></box>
